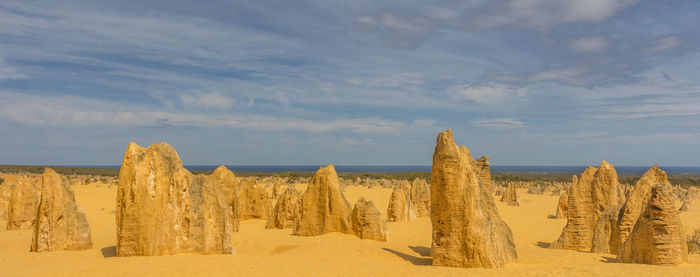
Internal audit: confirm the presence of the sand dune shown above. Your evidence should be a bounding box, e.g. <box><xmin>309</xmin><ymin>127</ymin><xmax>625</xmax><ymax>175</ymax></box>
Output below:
<box><xmin>1</xmin><ymin>185</ymin><xmax>699</xmax><ymax>276</ymax></box>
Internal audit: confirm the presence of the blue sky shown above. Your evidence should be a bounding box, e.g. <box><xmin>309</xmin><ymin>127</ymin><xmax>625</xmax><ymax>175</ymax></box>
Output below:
<box><xmin>1</xmin><ymin>0</ymin><xmax>699</xmax><ymax>166</ymax></box>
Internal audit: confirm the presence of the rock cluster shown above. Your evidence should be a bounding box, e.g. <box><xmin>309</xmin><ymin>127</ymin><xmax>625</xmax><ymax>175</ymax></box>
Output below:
<box><xmin>550</xmin><ymin>161</ymin><xmax>623</xmax><ymax>251</ymax></box>
<box><xmin>591</xmin><ymin>165</ymin><xmax>671</xmax><ymax>254</ymax></box>
<box><xmin>500</xmin><ymin>183</ymin><xmax>520</xmax><ymax>206</ymax></box>
<box><xmin>618</xmin><ymin>184</ymin><xmax>688</xmax><ymax>265</ymax></box>
<box><xmin>410</xmin><ymin>178</ymin><xmax>431</xmax><ymax>217</ymax></box>
<box><xmin>351</xmin><ymin>198</ymin><xmax>390</xmax><ymax>241</ymax></box>
<box><xmin>116</xmin><ymin>142</ymin><xmax>234</xmax><ymax>256</ymax></box>
<box><xmin>6</xmin><ymin>176</ymin><xmax>41</xmax><ymax>230</ymax></box>
<box><xmin>31</xmin><ymin>168</ymin><xmax>92</xmax><ymax>252</ymax></box>
<box><xmin>386</xmin><ymin>186</ymin><xmax>416</xmax><ymax>222</ymax></box>
<box><xmin>266</xmin><ymin>188</ymin><xmax>301</xmax><ymax>229</ymax></box>
<box><xmin>240</xmin><ymin>180</ymin><xmax>271</xmax><ymax>220</ymax></box>
<box><xmin>293</xmin><ymin>164</ymin><xmax>353</xmax><ymax>236</ymax></box>
<box><xmin>430</xmin><ymin>129</ymin><xmax>517</xmax><ymax>268</ymax></box>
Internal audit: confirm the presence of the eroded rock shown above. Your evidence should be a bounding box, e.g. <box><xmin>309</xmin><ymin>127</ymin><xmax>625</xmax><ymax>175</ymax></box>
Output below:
<box><xmin>386</xmin><ymin>186</ymin><xmax>416</xmax><ymax>222</ymax></box>
<box><xmin>240</xmin><ymin>180</ymin><xmax>271</xmax><ymax>220</ymax></box>
<box><xmin>618</xmin><ymin>184</ymin><xmax>688</xmax><ymax>265</ymax></box>
<box><xmin>266</xmin><ymin>188</ymin><xmax>301</xmax><ymax>229</ymax></box>
<box><xmin>293</xmin><ymin>164</ymin><xmax>352</xmax><ymax>236</ymax></box>
<box><xmin>6</xmin><ymin>176</ymin><xmax>41</xmax><ymax>230</ymax></box>
<box><xmin>500</xmin><ymin>183</ymin><xmax>520</xmax><ymax>206</ymax></box>
<box><xmin>430</xmin><ymin>129</ymin><xmax>517</xmax><ymax>268</ymax></box>
<box><xmin>410</xmin><ymin>178</ymin><xmax>431</xmax><ymax>217</ymax></box>
<box><xmin>351</xmin><ymin>198</ymin><xmax>389</xmax><ymax>241</ymax></box>
<box><xmin>116</xmin><ymin>142</ymin><xmax>233</xmax><ymax>256</ymax></box>
<box><xmin>31</xmin><ymin>168</ymin><xmax>92</xmax><ymax>252</ymax></box>
<box><xmin>550</xmin><ymin>161</ymin><xmax>623</xmax><ymax>251</ymax></box>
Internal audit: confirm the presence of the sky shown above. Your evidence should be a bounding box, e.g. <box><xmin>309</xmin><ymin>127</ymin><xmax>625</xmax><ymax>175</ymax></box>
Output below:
<box><xmin>1</xmin><ymin>0</ymin><xmax>699</xmax><ymax>166</ymax></box>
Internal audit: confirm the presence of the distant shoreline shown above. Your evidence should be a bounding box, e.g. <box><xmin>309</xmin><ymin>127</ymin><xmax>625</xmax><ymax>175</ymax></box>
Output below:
<box><xmin>2</xmin><ymin>164</ymin><xmax>700</xmax><ymax>174</ymax></box>
<box><xmin>1</xmin><ymin>164</ymin><xmax>698</xmax><ymax>187</ymax></box>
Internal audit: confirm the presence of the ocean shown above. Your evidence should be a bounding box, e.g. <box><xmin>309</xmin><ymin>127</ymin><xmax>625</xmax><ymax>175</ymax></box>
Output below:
<box><xmin>80</xmin><ymin>165</ymin><xmax>700</xmax><ymax>174</ymax></box>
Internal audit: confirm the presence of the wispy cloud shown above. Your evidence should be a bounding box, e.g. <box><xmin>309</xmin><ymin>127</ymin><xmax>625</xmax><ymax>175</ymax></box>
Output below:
<box><xmin>471</xmin><ymin>118</ymin><xmax>524</xmax><ymax>129</ymax></box>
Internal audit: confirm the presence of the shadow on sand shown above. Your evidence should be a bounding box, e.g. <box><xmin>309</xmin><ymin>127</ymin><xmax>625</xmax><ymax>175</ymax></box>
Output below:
<box><xmin>382</xmin><ymin>248</ymin><xmax>432</xmax><ymax>266</ymax></box>
<box><xmin>536</xmin><ymin>241</ymin><xmax>551</xmax><ymax>248</ymax></box>
<box><xmin>101</xmin><ymin>246</ymin><xmax>117</xmax><ymax>258</ymax></box>
<box><xmin>600</xmin><ymin>256</ymin><xmax>617</xmax><ymax>263</ymax></box>
<box><xmin>409</xmin><ymin>246</ymin><xmax>430</xmax><ymax>257</ymax></box>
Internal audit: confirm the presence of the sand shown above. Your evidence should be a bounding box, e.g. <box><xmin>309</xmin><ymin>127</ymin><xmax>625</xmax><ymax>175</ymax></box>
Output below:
<box><xmin>1</xmin><ymin>185</ymin><xmax>699</xmax><ymax>276</ymax></box>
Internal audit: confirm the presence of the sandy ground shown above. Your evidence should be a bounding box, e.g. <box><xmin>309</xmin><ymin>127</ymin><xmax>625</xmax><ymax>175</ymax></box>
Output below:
<box><xmin>1</xmin><ymin>185</ymin><xmax>699</xmax><ymax>277</ymax></box>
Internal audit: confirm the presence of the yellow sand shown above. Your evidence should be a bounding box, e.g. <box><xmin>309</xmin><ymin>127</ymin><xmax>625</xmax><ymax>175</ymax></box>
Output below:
<box><xmin>1</xmin><ymin>186</ymin><xmax>699</xmax><ymax>276</ymax></box>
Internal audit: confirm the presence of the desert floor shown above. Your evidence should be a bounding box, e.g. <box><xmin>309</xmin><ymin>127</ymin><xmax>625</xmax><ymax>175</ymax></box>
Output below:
<box><xmin>1</xmin><ymin>185</ymin><xmax>699</xmax><ymax>277</ymax></box>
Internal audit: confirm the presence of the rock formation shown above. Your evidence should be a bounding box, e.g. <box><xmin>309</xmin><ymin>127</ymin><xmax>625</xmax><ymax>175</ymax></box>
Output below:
<box><xmin>212</xmin><ymin>166</ymin><xmax>240</xmax><ymax>232</ymax></box>
<box><xmin>116</xmin><ymin>142</ymin><xmax>234</xmax><ymax>256</ymax></box>
<box><xmin>474</xmin><ymin>156</ymin><xmax>494</xmax><ymax>192</ymax></box>
<box><xmin>410</xmin><ymin>178</ymin><xmax>430</xmax><ymax>217</ymax></box>
<box><xmin>266</xmin><ymin>188</ymin><xmax>301</xmax><ymax>229</ymax></box>
<box><xmin>0</xmin><ymin>182</ymin><xmax>11</xmax><ymax>221</ymax></box>
<box><xmin>527</xmin><ymin>184</ymin><xmax>544</xmax><ymax>194</ymax></box>
<box><xmin>618</xmin><ymin>184</ymin><xmax>688</xmax><ymax>265</ymax></box>
<box><xmin>500</xmin><ymin>183</ymin><xmax>520</xmax><ymax>206</ymax></box>
<box><xmin>351</xmin><ymin>198</ymin><xmax>390</xmax><ymax>241</ymax></box>
<box><xmin>240</xmin><ymin>179</ymin><xmax>271</xmax><ymax>220</ymax></box>
<box><xmin>550</xmin><ymin>161</ymin><xmax>623</xmax><ymax>251</ymax></box>
<box><xmin>555</xmin><ymin>182</ymin><xmax>571</xmax><ymax>219</ymax></box>
<box><xmin>687</xmin><ymin>229</ymin><xmax>700</xmax><ymax>254</ymax></box>
<box><xmin>31</xmin><ymin>168</ymin><xmax>92</xmax><ymax>252</ymax></box>
<box><xmin>292</xmin><ymin>164</ymin><xmax>352</xmax><ymax>236</ymax></box>
<box><xmin>591</xmin><ymin>205</ymin><xmax>623</xmax><ymax>254</ymax></box>
<box><xmin>615</xmin><ymin>166</ymin><xmax>671</xmax><ymax>251</ymax></box>
<box><xmin>6</xmin><ymin>177</ymin><xmax>41</xmax><ymax>230</ymax></box>
<box><xmin>386</xmin><ymin>186</ymin><xmax>416</xmax><ymax>222</ymax></box>
<box><xmin>591</xmin><ymin>165</ymin><xmax>673</xmax><ymax>254</ymax></box>
<box><xmin>271</xmin><ymin>183</ymin><xmax>281</xmax><ymax>200</ymax></box>
<box><xmin>430</xmin><ymin>129</ymin><xmax>517</xmax><ymax>268</ymax></box>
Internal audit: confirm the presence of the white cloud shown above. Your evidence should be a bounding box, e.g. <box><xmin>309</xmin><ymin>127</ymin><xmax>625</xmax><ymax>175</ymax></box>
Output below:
<box><xmin>477</xmin><ymin>0</ymin><xmax>639</xmax><ymax>29</ymax></box>
<box><xmin>471</xmin><ymin>118</ymin><xmax>524</xmax><ymax>129</ymax></box>
<box><xmin>0</xmin><ymin>92</ymin><xmax>403</xmax><ymax>134</ymax></box>
<box><xmin>646</xmin><ymin>36</ymin><xmax>682</xmax><ymax>53</ymax></box>
<box><xmin>180</xmin><ymin>93</ymin><xmax>236</xmax><ymax>110</ymax></box>
<box><xmin>446</xmin><ymin>84</ymin><xmax>524</xmax><ymax>104</ymax></box>
<box><xmin>569</xmin><ymin>36</ymin><xmax>608</xmax><ymax>52</ymax></box>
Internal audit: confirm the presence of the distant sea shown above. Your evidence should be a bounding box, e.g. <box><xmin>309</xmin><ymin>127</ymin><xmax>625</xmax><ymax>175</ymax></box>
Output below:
<box><xmin>77</xmin><ymin>165</ymin><xmax>700</xmax><ymax>174</ymax></box>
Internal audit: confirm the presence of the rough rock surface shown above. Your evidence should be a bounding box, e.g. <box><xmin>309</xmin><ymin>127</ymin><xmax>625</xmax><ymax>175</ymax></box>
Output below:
<box><xmin>555</xmin><ymin>181</ymin><xmax>572</xmax><ymax>219</ymax></box>
<box><xmin>615</xmin><ymin>165</ymin><xmax>671</xmax><ymax>252</ymax></box>
<box><xmin>293</xmin><ymin>164</ymin><xmax>352</xmax><ymax>236</ymax></box>
<box><xmin>410</xmin><ymin>178</ymin><xmax>431</xmax><ymax>217</ymax></box>
<box><xmin>474</xmin><ymin>156</ymin><xmax>494</xmax><ymax>192</ymax></box>
<box><xmin>266</xmin><ymin>188</ymin><xmax>300</xmax><ymax>229</ymax></box>
<box><xmin>212</xmin><ymin>166</ymin><xmax>240</xmax><ymax>232</ymax></box>
<box><xmin>351</xmin><ymin>198</ymin><xmax>390</xmax><ymax>241</ymax></box>
<box><xmin>0</xmin><ymin>182</ymin><xmax>12</xmax><ymax>221</ymax></box>
<box><xmin>500</xmin><ymin>183</ymin><xmax>520</xmax><ymax>206</ymax></box>
<box><xmin>239</xmin><ymin>180</ymin><xmax>270</xmax><ymax>220</ymax></box>
<box><xmin>386</xmin><ymin>186</ymin><xmax>416</xmax><ymax>222</ymax></box>
<box><xmin>116</xmin><ymin>142</ymin><xmax>234</xmax><ymax>256</ymax></box>
<box><xmin>6</xmin><ymin>177</ymin><xmax>41</xmax><ymax>230</ymax></box>
<box><xmin>550</xmin><ymin>161</ymin><xmax>623</xmax><ymax>251</ymax></box>
<box><xmin>430</xmin><ymin>129</ymin><xmax>517</xmax><ymax>268</ymax></box>
<box><xmin>591</xmin><ymin>206</ymin><xmax>623</xmax><ymax>254</ymax></box>
<box><xmin>618</xmin><ymin>184</ymin><xmax>688</xmax><ymax>265</ymax></box>
<box><xmin>31</xmin><ymin>168</ymin><xmax>92</xmax><ymax>252</ymax></box>
<box><xmin>688</xmin><ymin>229</ymin><xmax>700</xmax><ymax>254</ymax></box>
